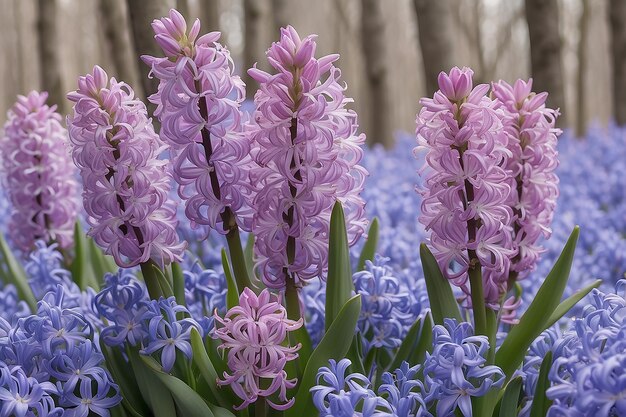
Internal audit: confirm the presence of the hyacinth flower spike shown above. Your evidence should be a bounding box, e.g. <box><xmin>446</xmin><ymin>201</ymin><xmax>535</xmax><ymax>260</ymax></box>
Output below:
<box><xmin>247</xmin><ymin>26</ymin><xmax>367</xmax><ymax>320</ymax></box>
<box><xmin>1</xmin><ymin>91</ymin><xmax>79</xmax><ymax>252</ymax></box>
<box><xmin>143</xmin><ymin>9</ymin><xmax>254</xmax><ymax>292</ymax></box>
<box><xmin>213</xmin><ymin>288</ymin><xmax>302</xmax><ymax>412</ymax></box>
<box><xmin>417</xmin><ymin>67</ymin><xmax>513</xmax><ymax>335</ymax></box>
<box><xmin>67</xmin><ymin>66</ymin><xmax>186</xmax><ymax>299</ymax></box>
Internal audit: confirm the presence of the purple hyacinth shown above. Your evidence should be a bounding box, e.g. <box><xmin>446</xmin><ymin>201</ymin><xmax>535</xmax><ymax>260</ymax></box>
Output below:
<box><xmin>248</xmin><ymin>26</ymin><xmax>368</xmax><ymax>289</ymax></box>
<box><xmin>423</xmin><ymin>319</ymin><xmax>504</xmax><ymax>417</ymax></box>
<box><xmin>143</xmin><ymin>9</ymin><xmax>253</xmax><ymax>236</ymax></box>
<box><xmin>67</xmin><ymin>65</ymin><xmax>185</xmax><ymax>268</ymax></box>
<box><xmin>1</xmin><ymin>91</ymin><xmax>79</xmax><ymax>251</ymax></box>
<box><xmin>491</xmin><ymin>79</ymin><xmax>560</xmax><ymax>283</ymax></box>
<box><xmin>213</xmin><ymin>288</ymin><xmax>302</xmax><ymax>410</ymax></box>
<box><xmin>416</xmin><ymin>67</ymin><xmax>514</xmax><ymax>307</ymax></box>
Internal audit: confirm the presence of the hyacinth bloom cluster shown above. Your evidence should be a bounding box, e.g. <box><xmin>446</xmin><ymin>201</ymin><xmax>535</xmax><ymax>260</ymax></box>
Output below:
<box><xmin>312</xmin><ymin>359</ymin><xmax>431</xmax><ymax>416</ymax></box>
<box><xmin>416</xmin><ymin>67</ymin><xmax>514</xmax><ymax>304</ymax></box>
<box><xmin>95</xmin><ymin>271</ymin><xmax>203</xmax><ymax>372</ymax></box>
<box><xmin>213</xmin><ymin>288</ymin><xmax>302</xmax><ymax>410</ymax></box>
<box><xmin>492</xmin><ymin>79</ymin><xmax>560</xmax><ymax>281</ymax></box>
<box><xmin>543</xmin><ymin>283</ymin><xmax>626</xmax><ymax>416</ymax></box>
<box><xmin>353</xmin><ymin>256</ymin><xmax>415</xmax><ymax>352</ymax></box>
<box><xmin>144</xmin><ymin>9</ymin><xmax>253</xmax><ymax>235</ymax></box>
<box><xmin>0</xmin><ymin>91</ymin><xmax>79</xmax><ymax>251</ymax></box>
<box><xmin>0</xmin><ymin>286</ymin><xmax>120</xmax><ymax>417</ymax></box>
<box><xmin>312</xmin><ymin>320</ymin><xmax>503</xmax><ymax>417</ymax></box>
<box><xmin>67</xmin><ymin>66</ymin><xmax>185</xmax><ymax>267</ymax></box>
<box><xmin>423</xmin><ymin>320</ymin><xmax>504</xmax><ymax>417</ymax></box>
<box><xmin>248</xmin><ymin>25</ymin><xmax>368</xmax><ymax>288</ymax></box>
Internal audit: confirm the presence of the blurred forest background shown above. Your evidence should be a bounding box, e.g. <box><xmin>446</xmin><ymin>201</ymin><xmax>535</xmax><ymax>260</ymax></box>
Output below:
<box><xmin>0</xmin><ymin>0</ymin><xmax>623</xmax><ymax>146</ymax></box>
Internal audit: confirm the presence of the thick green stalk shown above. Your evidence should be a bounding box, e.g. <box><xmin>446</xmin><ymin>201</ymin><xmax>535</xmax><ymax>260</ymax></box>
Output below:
<box><xmin>225</xmin><ymin>223</ymin><xmax>253</xmax><ymax>292</ymax></box>
<box><xmin>469</xmin><ymin>263</ymin><xmax>487</xmax><ymax>336</ymax></box>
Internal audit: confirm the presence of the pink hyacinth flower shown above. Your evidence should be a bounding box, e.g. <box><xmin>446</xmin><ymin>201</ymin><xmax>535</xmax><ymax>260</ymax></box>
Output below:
<box><xmin>248</xmin><ymin>26</ymin><xmax>368</xmax><ymax>289</ymax></box>
<box><xmin>1</xmin><ymin>91</ymin><xmax>80</xmax><ymax>251</ymax></box>
<box><xmin>416</xmin><ymin>67</ymin><xmax>515</xmax><ymax>306</ymax></box>
<box><xmin>143</xmin><ymin>9</ymin><xmax>253</xmax><ymax>236</ymax></box>
<box><xmin>213</xmin><ymin>288</ymin><xmax>302</xmax><ymax>410</ymax></box>
<box><xmin>67</xmin><ymin>66</ymin><xmax>186</xmax><ymax>267</ymax></box>
<box><xmin>491</xmin><ymin>78</ymin><xmax>560</xmax><ymax>283</ymax></box>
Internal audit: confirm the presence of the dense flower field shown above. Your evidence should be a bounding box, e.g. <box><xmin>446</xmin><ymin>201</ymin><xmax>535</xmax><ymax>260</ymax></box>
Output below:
<box><xmin>1</xmin><ymin>8</ymin><xmax>626</xmax><ymax>417</ymax></box>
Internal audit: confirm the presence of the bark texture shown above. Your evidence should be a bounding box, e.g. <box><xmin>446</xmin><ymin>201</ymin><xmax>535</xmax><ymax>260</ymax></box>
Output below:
<box><xmin>525</xmin><ymin>0</ymin><xmax>567</xmax><ymax>126</ymax></box>
<box><xmin>37</xmin><ymin>0</ymin><xmax>65</xmax><ymax>112</ymax></box>
<box><xmin>126</xmin><ymin>0</ymin><xmax>176</xmax><ymax>106</ymax></box>
<box><xmin>609</xmin><ymin>0</ymin><xmax>626</xmax><ymax>125</ymax></box>
<box><xmin>361</xmin><ymin>0</ymin><xmax>391</xmax><ymax>146</ymax></box>
<box><xmin>100</xmin><ymin>0</ymin><xmax>143</xmax><ymax>97</ymax></box>
<box><xmin>413</xmin><ymin>0</ymin><xmax>455</xmax><ymax>97</ymax></box>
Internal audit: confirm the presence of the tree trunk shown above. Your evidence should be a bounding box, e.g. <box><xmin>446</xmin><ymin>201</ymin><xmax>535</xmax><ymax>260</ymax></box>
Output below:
<box><xmin>525</xmin><ymin>0</ymin><xmax>567</xmax><ymax>126</ymax></box>
<box><xmin>576</xmin><ymin>0</ymin><xmax>589</xmax><ymax>136</ymax></box>
<box><xmin>100</xmin><ymin>0</ymin><xmax>143</xmax><ymax>97</ymax></box>
<box><xmin>609</xmin><ymin>0</ymin><xmax>626</xmax><ymax>125</ymax></box>
<box><xmin>243</xmin><ymin>0</ymin><xmax>270</xmax><ymax>96</ymax></box>
<box><xmin>271</xmin><ymin>0</ymin><xmax>289</xmax><ymax>37</ymax></box>
<box><xmin>413</xmin><ymin>0</ymin><xmax>455</xmax><ymax>97</ymax></box>
<box><xmin>37</xmin><ymin>0</ymin><xmax>64</xmax><ymax>113</ymax></box>
<box><xmin>361</xmin><ymin>0</ymin><xmax>391</xmax><ymax>146</ymax></box>
<box><xmin>199</xmin><ymin>0</ymin><xmax>220</xmax><ymax>32</ymax></box>
<box><xmin>126</xmin><ymin>0</ymin><xmax>175</xmax><ymax>106</ymax></box>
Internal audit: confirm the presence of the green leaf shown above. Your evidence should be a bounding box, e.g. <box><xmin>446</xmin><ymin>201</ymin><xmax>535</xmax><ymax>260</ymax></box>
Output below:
<box><xmin>0</xmin><ymin>233</ymin><xmax>36</xmax><ymax>311</ymax></box>
<box><xmin>190</xmin><ymin>328</ymin><xmax>234</xmax><ymax>408</ymax></box>
<box><xmin>141</xmin><ymin>356</ymin><xmax>215</xmax><ymax>417</ymax></box>
<box><xmin>498</xmin><ymin>377</ymin><xmax>523</xmax><ymax>417</ymax></box>
<box><xmin>408</xmin><ymin>312</ymin><xmax>433</xmax><ymax>364</ymax></box>
<box><xmin>286</xmin><ymin>295</ymin><xmax>362</xmax><ymax>417</ymax></box>
<box><xmin>150</xmin><ymin>263</ymin><xmax>174</xmax><ymax>298</ymax></box>
<box><xmin>419</xmin><ymin>243</ymin><xmax>462</xmax><ymax>325</ymax></box>
<box><xmin>325</xmin><ymin>202</ymin><xmax>354</xmax><ymax>331</ymax></box>
<box><xmin>221</xmin><ymin>249</ymin><xmax>239</xmax><ymax>309</ymax></box>
<box><xmin>244</xmin><ymin>232</ymin><xmax>256</xmax><ymax>284</ymax></box>
<box><xmin>389</xmin><ymin>317</ymin><xmax>422</xmax><ymax>371</ymax></box>
<box><xmin>87</xmin><ymin>236</ymin><xmax>116</xmax><ymax>282</ymax></box>
<box><xmin>357</xmin><ymin>217</ymin><xmax>379</xmax><ymax>271</ymax></box>
<box><xmin>99</xmin><ymin>341</ymin><xmax>149</xmax><ymax>417</ymax></box>
<box><xmin>208</xmin><ymin>403</ymin><xmax>236</xmax><ymax>417</ymax></box>
<box><xmin>70</xmin><ymin>222</ymin><xmax>98</xmax><ymax>290</ymax></box>
<box><xmin>172</xmin><ymin>263</ymin><xmax>186</xmax><ymax>308</ymax></box>
<box><xmin>127</xmin><ymin>349</ymin><xmax>176</xmax><ymax>417</ymax></box>
<box><xmin>529</xmin><ymin>352</ymin><xmax>553</xmax><ymax>417</ymax></box>
<box><xmin>496</xmin><ymin>227</ymin><xmax>579</xmax><ymax>378</ymax></box>
<box><xmin>545</xmin><ymin>279</ymin><xmax>601</xmax><ymax>329</ymax></box>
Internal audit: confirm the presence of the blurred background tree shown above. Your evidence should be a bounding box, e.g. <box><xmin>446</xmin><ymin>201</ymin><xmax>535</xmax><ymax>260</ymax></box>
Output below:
<box><xmin>0</xmin><ymin>0</ymin><xmax>616</xmax><ymax>145</ymax></box>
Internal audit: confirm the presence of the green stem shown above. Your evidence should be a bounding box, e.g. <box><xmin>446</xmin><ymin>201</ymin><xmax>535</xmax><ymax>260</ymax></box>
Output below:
<box><xmin>469</xmin><ymin>263</ymin><xmax>487</xmax><ymax>336</ymax></box>
<box><xmin>255</xmin><ymin>398</ymin><xmax>267</xmax><ymax>417</ymax></box>
<box><xmin>225</xmin><ymin>224</ymin><xmax>252</xmax><ymax>293</ymax></box>
<box><xmin>486</xmin><ymin>308</ymin><xmax>497</xmax><ymax>364</ymax></box>
<box><xmin>140</xmin><ymin>260</ymin><xmax>163</xmax><ymax>300</ymax></box>
<box><xmin>285</xmin><ymin>277</ymin><xmax>302</xmax><ymax>321</ymax></box>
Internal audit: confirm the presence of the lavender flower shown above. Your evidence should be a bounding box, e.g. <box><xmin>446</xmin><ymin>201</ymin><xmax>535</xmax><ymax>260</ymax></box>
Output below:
<box><xmin>248</xmin><ymin>25</ymin><xmax>368</xmax><ymax>288</ymax></box>
<box><xmin>1</xmin><ymin>91</ymin><xmax>79</xmax><ymax>251</ymax></box>
<box><xmin>491</xmin><ymin>79</ymin><xmax>560</xmax><ymax>286</ymax></box>
<box><xmin>416</xmin><ymin>67</ymin><xmax>514</xmax><ymax>307</ymax></box>
<box><xmin>354</xmin><ymin>256</ymin><xmax>414</xmax><ymax>352</ymax></box>
<box><xmin>311</xmin><ymin>359</ymin><xmax>431</xmax><ymax>417</ymax></box>
<box><xmin>67</xmin><ymin>65</ymin><xmax>185</xmax><ymax>268</ymax></box>
<box><xmin>423</xmin><ymin>319</ymin><xmax>504</xmax><ymax>417</ymax></box>
<box><xmin>213</xmin><ymin>288</ymin><xmax>302</xmax><ymax>410</ymax></box>
<box><xmin>143</xmin><ymin>9</ymin><xmax>253</xmax><ymax>235</ymax></box>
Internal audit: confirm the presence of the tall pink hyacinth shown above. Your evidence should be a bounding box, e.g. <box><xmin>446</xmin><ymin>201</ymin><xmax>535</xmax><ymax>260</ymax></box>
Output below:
<box><xmin>67</xmin><ymin>66</ymin><xmax>185</xmax><ymax>268</ymax></box>
<box><xmin>1</xmin><ymin>91</ymin><xmax>79</xmax><ymax>251</ymax></box>
<box><xmin>213</xmin><ymin>288</ymin><xmax>302</xmax><ymax>411</ymax></box>
<box><xmin>416</xmin><ymin>67</ymin><xmax>515</xmax><ymax>310</ymax></box>
<box><xmin>492</xmin><ymin>79</ymin><xmax>560</xmax><ymax>282</ymax></box>
<box><xmin>142</xmin><ymin>9</ymin><xmax>253</xmax><ymax>236</ymax></box>
<box><xmin>248</xmin><ymin>26</ymin><xmax>368</xmax><ymax>290</ymax></box>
